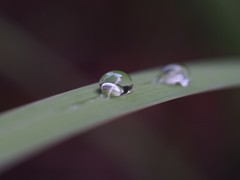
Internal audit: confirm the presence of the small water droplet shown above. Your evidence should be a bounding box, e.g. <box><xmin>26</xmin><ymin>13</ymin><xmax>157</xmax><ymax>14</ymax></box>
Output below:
<box><xmin>99</xmin><ymin>70</ymin><xmax>133</xmax><ymax>98</ymax></box>
<box><xmin>156</xmin><ymin>64</ymin><xmax>191</xmax><ymax>87</ymax></box>
<box><xmin>69</xmin><ymin>104</ymin><xmax>80</xmax><ymax>111</ymax></box>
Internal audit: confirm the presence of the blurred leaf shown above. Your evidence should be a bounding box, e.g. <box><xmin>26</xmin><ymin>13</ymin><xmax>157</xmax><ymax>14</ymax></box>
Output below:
<box><xmin>0</xmin><ymin>17</ymin><xmax>88</xmax><ymax>97</ymax></box>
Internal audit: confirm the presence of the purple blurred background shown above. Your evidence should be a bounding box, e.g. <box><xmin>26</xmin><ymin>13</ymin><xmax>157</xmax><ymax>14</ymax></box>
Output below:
<box><xmin>0</xmin><ymin>0</ymin><xmax>240</xmax><ymax>179</ymax></box>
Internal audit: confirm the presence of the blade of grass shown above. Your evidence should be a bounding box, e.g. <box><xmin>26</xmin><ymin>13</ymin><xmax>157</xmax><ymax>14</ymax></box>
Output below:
<box><xmin>0</xmin><ymin>17</ymin><xmax>87</xmax><ymax>97</ymax></box>
<box><xmin>0</xmin><ymin>59</ymin><xmax>240</xmax><ymax>172</ymax></box>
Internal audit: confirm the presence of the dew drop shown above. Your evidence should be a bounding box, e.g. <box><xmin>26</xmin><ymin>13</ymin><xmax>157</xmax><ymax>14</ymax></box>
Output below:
<box><xmin>99</xmin><ymin>70</ymin><xmax>133</xmax><ymax>98</ymax></box>
<box><xmin>156</xmin><ymin>64</ymin><xmax>191</xmax><ymax>87</ymax></box>
<box><xmin>68</xmin><ymin>104</ymin><xmax>80</xmax><ymax>111</ymax></box>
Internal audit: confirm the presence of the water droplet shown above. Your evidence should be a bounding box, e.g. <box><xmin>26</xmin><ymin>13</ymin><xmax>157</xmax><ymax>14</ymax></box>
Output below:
<box><xmin>68</xmin><ymin>104</ymin><xmax>80</xmax><ymax>111</ymax></box>
<box><xmin>99</xmin><ymin>70</ymin><xmax>133</xmax><ymax>98</ymax></box>
<box><xmin>156</xmin><ymin>64</ymin><xmax>191</xmax><ymax>87</ymax></box>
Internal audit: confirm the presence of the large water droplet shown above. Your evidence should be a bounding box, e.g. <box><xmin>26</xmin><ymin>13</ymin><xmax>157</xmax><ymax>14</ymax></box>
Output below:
<box><xmin>156</xmin><ymin>64</ymin><xmax>191</xmax><ymax>87</ymax></box>
<box><xmin>99</xmin><ymin>70</ymin><xmax>133</xmax><ymax>98</ymax></box>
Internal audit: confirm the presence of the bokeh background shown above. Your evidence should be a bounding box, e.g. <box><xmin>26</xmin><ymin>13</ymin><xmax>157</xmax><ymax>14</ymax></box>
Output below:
<box><xmin>0</xmin><ymin>0</ymin><xmax>240</xmax><ymax>179</ymax></box>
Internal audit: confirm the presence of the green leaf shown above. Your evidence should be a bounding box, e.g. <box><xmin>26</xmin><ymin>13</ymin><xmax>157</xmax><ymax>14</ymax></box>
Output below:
<box><xmin>0</xmin><ymin>59</ymin><xmax>240</xmax><ymax>172</ymax></box>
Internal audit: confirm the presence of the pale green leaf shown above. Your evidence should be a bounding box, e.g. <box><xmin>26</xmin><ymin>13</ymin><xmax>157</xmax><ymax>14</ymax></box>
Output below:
<box><xmin>0</xmin><ymin>59</ymin><xmax>240</xmax><ymax>172</ymax></box>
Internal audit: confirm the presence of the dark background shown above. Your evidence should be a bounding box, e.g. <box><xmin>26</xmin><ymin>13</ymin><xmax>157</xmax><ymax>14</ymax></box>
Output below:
<box><xmin>0</xmin><ymin>0</ymin><xmax>240</xmax><ymax>179</ymax></box>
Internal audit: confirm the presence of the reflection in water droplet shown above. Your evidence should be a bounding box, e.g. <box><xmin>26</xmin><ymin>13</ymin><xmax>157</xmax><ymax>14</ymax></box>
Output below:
<box><xmin>156</xmin><ymin>64</ymin><xmax>191</xmax><ymax>87</ymax></box>
<box><xmin>99</xmin><ymin>70</ymin><xmax>133</xmax><ymax>98</ymax></box>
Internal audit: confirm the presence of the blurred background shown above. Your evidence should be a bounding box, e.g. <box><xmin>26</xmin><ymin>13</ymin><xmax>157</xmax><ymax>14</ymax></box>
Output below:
<box><xmin>0</xmin><ymin>0</ymin><xmax>240</xmax><ymax>179</ymax></box>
